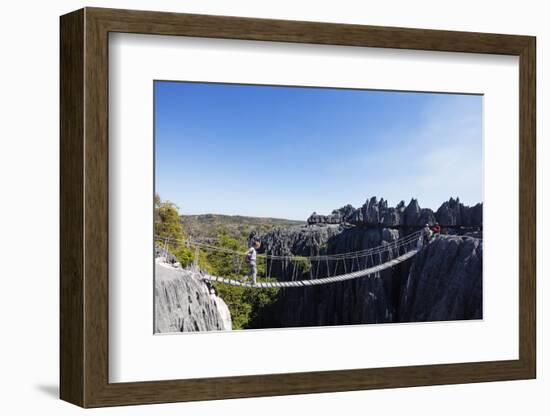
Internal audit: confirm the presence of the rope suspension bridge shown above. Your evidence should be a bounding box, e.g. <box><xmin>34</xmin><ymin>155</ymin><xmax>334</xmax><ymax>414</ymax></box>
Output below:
<box><xmin>156</xmin><ymin>230</ymin><xmax>426</xmax><ymax>289</ymax></box>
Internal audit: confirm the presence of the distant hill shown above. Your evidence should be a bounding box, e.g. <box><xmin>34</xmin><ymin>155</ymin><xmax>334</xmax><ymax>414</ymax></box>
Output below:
<box><xmin>180</xmin><ymin>214</ymin><xmax>304</xmax><ymax>243</ymax></box>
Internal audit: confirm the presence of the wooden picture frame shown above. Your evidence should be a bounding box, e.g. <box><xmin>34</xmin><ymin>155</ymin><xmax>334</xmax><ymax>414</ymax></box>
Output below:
<box><xmin>60</xmin><ymin>7</ymin><xmax>536</xmax><ymax>408</ymax></box>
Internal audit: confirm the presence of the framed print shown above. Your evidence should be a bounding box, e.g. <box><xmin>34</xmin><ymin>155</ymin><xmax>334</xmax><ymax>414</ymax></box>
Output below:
<box><xmin>60</xmin><ymin>7</ymin><xmax>536</xmax><ymax>408</ymax></box>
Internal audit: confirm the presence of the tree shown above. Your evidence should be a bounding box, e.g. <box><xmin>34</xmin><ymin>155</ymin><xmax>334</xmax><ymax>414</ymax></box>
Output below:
<box><xmin>155</xmin><ymin>194</ymin><xmax>197</xmax><ymax>267</ymax></box>
<box><xmin>154</xmin><ymin>193</ymin><xmax>184</xmax><ymax>241</ymax></box>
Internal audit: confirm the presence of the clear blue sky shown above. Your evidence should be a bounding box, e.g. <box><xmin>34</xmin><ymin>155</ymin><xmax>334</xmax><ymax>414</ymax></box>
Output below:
<box><xmin>155</xmin><ymin>81</ymin><xmax>482</xmax><ymax>221</ymax></box>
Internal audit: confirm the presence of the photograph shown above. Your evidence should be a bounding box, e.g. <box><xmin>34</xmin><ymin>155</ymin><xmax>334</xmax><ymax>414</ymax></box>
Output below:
<box><xmin>53</xmin><ymin>5</ymin><xmax>537</xmax><ymax>409</ymax></box>
<box><xmin>153</xmin><ymin>80</ymin><xmax>483</xmax><ymax>333</ymax></box>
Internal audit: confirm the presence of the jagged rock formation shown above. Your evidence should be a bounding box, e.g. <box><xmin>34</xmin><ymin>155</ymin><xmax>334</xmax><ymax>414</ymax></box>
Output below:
<box><xmin>272</xmin><ymin>268</ymin><xmax>402</xmax><ymax>327</ymax></box>
<box><xmin>256</xmin><ymin>234</ymin><xmax>482</xmax><ymax>328</ymax></box>
<box><xmin>400</xmin><ymin>235</ymin><xmax>482</xmax><ymax>321</ymax></box>
<box><xmin>251</xmin><ymin>196</ymin><xmax>482</xmax><ymax>328</ymax></box>
<box><xmin>329</xmin><ymin>228</ymin><xmax>401</xmax><ymax>264</ymax></box>
<box><xmin>251</xmin><ymin>223</ymin><xmax>344</xmax><ymax>257</ymax></box>
<box><xmin>155</xmin><ymin>259</ymin><xmax>232</xmax><ymax>333</ymax></box>
<box><xmin>155</xmin><ymin>245</ymin><xmax>178</xmax><ymax>263</ymax></box>
<box><xmin>307</xmin><ymin>196</ymin><xmax>482</xmax><ymax>229</ymax></box>
<box><xmin>248</xmin><ymin>224</ymin><xmax>344</xmax><ymax>281</ymax></box>
<box><xmin>435</xmin><ymin>197</ymin><xmax>483</xmax><ymax>227</ymax></box>
<box><xmin>402</xmin><ymin>198</ymin><xmax>437</xmax><ymax>227</ymax></box>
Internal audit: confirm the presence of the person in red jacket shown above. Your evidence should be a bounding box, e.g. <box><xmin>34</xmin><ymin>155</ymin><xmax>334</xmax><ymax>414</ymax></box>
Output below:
<box><xmin>431</xmin><ymin>222</ymin><xmax>442</xmax><ymax>235</ymax></box>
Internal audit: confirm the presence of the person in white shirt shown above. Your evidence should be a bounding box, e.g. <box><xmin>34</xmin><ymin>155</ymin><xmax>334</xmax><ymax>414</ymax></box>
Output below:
<box><xmin>423</xmin><ymin>223</ymin><xmax>433</xmax><ymax>245</ymax></box>
<box><xmin>242</xmin><ymin>239</ymin><xmax>261</xmax><ymax>285</ymax></box>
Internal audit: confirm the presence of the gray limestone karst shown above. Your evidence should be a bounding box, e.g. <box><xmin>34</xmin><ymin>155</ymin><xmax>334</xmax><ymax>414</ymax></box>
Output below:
<box><xmin>305</xmin><ymin>196</ymin><xmax>482</xmax><ymax>229</ymax></box>
<box><xmin>252</xmin><ymin>232</ymin><xmax>482</xmax><ymax>328</ymax></box>
<box><xmin>400</xmin><ymin>235</ymin><xmax>482</xmax><ymax>321</ymax></box>
<box><xmin>248</xmin><ymin>196</ymin><xmax>482</xmax><ymax>328</ymax></box>
<box><xmin>435</xmin><ymin>197</ymin><xmax>483</xmax><ymax>227</ymax></box>
<box><xmin>154</xmin><ymin>259</ymin><xmax>232</xmax><ymax>333</ymax></box>
<box><xmin>251</xmin><ymin>223</ymin><xmax>344</xmax><ymax>257</ymax></box>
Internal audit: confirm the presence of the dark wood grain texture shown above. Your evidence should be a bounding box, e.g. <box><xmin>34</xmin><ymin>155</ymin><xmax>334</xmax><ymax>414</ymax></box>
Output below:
<box><xmin>59</xmin><ymin>8</ymin><xmax>85</xmax><ymax>406</ymax></box>
<box><xmin>518</xmin><ymin>37</ymin><xmax>536</xmax><ymax>376</ymax></box>
<box><xmin>60</xmin><ymin>7</ymin><xmax>536</xmax><ymax>408</ymax></box>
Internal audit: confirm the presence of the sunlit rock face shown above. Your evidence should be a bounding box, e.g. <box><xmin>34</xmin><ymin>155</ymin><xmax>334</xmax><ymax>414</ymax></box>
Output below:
<box><xmin>155</xmin><ymin>260</ymin><xmax>232</xmax><ymax>333</ymax></box>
